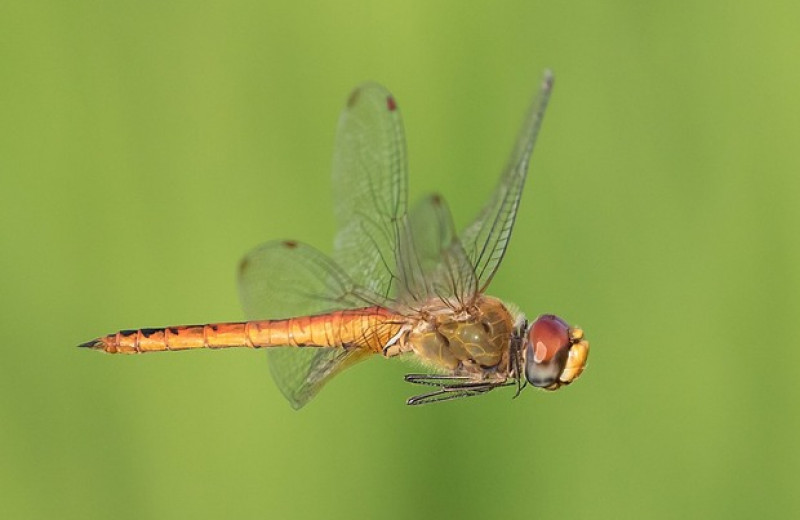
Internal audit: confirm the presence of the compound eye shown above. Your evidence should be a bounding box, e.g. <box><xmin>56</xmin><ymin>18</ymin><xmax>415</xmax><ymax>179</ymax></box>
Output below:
<box><xmin>524</xmin><ymin>315</ymin><xmax>571</xmax><ymax>388</ymax></box>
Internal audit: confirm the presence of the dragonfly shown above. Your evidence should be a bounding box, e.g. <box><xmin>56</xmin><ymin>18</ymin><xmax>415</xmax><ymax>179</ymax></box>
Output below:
<box><xmin>80</xmin><ymin>70</ymin><xmax>589</xmax><ymax>408</ymax></box>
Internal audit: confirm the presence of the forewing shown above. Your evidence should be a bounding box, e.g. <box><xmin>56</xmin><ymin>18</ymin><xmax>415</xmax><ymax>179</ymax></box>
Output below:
<box><xmin>332</xmin><ymin>83</ymin><xmax>408</xmax><ymax>300</ymax></box>
<box><xmin>460</xmin><ymin>71</ymin><xmax>554</xmax><ymax>292</ymax></box>
<box><xmin>237</xmin><ymin>240</ymin><xmax>381</xmax><ymax>409</ymax></box>
<box><xmin>405</xmin><ymin>194</ymin><xmax>478</xmax><ymax>307</ymax></box>
<box><xmin>238</xmin><ymin>240</ymin><xmax>373</xmax><ymax>318</ymax></box>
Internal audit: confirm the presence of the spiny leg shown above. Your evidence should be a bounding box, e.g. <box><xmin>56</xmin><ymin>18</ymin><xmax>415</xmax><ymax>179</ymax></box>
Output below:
<box><xmin>404</xmin><ymin>377</ymin><xmax>514</xmax><ymax>405</ymax></box>
<box><xmin>404</xmin><ymin>374</ymin><xmax>475</xmax><ymax>387</ymax></box>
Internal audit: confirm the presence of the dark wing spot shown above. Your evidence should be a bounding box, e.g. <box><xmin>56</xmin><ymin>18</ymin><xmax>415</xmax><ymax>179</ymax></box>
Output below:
<box><xmin>387</xmin><ymin>95</ymin><xmax>397</xmax><ymax>111</ymax></box>
<box><xmin>239</xmin><ymin>257</ymin><xmax>250</xmax><ymax>274</ymax></box>
<box><xmin>283</xmin><ymin>240</ymin><xmax>298</xmax><ymax>249</ymax></box>
<box><xmin>347</xmin><ymin>89</ymin><xmax>360</xmax><ymax>108</ymax></box>
<box><xmin>431</xmin><ymin>194</ymin><xmax>441</xmax><ymax>205</ymax></box>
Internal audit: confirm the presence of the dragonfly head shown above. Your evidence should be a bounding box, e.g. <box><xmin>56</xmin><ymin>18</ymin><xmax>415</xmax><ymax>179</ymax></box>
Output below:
<box><xmin>522</xmin><ymin>314</ymin><xmax>589</xmax><ymax>390</ymax></box>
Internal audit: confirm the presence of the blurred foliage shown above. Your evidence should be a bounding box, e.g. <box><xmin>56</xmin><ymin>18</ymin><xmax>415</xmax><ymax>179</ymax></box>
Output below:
<box><xmin>1</xmin><ymin>1</ymin><xmax>799</xmax><ymax>519</ymax></box>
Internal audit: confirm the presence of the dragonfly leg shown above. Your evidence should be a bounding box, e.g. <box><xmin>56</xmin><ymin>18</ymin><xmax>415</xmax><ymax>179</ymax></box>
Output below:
<box><xmin>512</xmin><ymin>378</ymin><xmax>528</xmax><ymax>399</ymax></box>
<box><xmin>404</xmin><ymin>373</ymin><xmax>475</xmax><ymax>387</ymax></box>
<box><xmin>406</xmin><ymin>383</ymin><xmax>497</xmax><ymax>406</ymax></box>
<box><xmin>404</xmin><ymin>377</ymin><xmax>514</xmax><ymax>405</ymax></box>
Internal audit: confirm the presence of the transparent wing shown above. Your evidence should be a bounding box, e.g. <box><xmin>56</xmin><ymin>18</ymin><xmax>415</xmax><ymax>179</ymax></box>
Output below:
<box><xmin>332</xmin><ymin>83</ymin><xmax>408</xmax><ymax>301</ymax></box>
<box><xmin>267</xmin><ymin>347</ymin><xmax>372</xmax><ymax>411</ymax></box>
<box><xmin>460</xmin><ymin>70</ymin><xmax>554</xmax><ymax>293</ymax></box>
<box><xmin>405</xmin><ymin>194</ymin><xmax>478</xmax><ymax>308</ymax></box>
<box><xmin>237</xmin><ymin>240</ymin><xmax>382</xmax><ymax>409</ymax></box>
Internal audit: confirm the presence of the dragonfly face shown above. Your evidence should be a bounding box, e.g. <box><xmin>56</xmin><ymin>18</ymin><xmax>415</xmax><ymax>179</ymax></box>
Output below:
<box><xmin>523</xmin><ymin>314</ymin><xmax>589</xmax><ymax>390</ymax></box>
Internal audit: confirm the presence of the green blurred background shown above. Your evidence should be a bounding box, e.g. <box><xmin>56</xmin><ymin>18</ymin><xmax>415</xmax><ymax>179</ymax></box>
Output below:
<box><xmin>2</xmin><ymin>1</ymin><xmax>798</xmax><ymax>518</ymax></box>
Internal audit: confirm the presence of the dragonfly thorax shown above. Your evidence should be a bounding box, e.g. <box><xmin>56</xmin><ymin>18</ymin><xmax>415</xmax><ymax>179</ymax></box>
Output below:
<box><xmin>403</xmin><ymin>296</ymin><xmax>516</xmax><ymax>379</ymax></box>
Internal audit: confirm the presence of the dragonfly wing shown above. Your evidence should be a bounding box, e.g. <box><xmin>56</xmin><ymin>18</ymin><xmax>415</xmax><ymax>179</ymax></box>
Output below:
<box><xmin>237</xmin><ymin>240</ymin><xmax>383</xmax><ymax>409</ymax></box>
<box><xmin>268</xmin><ymin>347</ymin><xmax>374</xmax><ymax>410</ymax></box>
<box><xmin>331</xmin><ymin>83</ymin><xmax>408</xmax><ymax>301</ymax></box>
<box><xmin>238</xmin><ymin>240</ymin><xmax>376</xmax><ymax>317</ymax></box>
<box><xmin>460</xmin><ymin>71</ymin><xmax>554</xmax><ymax>292</ymax></box>
<box><xmin>405</xmin><ymin>193</ymin><xmax>478</xmax><ymax>307</ymax></box>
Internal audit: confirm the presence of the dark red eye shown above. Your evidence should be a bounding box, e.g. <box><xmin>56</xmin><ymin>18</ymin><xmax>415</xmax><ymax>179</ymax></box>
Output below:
<box><xmin>524</xmin><ymin>314</ymin><xmax>571</xmax><ymax>388</ymax></box>
<box><xmin>528</xmin><ymin>315</ymin><xmax>569</xmax><ymax>363</ymax></box>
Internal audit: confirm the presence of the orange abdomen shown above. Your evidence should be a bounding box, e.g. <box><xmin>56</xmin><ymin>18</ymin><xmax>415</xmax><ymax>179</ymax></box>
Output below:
<box><xmin>80</xmin><ymin>307</ymin><xmax>402</xmax><ymax>355</ymax></box>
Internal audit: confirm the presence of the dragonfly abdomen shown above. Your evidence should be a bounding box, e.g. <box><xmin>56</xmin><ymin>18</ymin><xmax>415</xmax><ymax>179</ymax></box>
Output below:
<box><xmin>79</xmin><ymin>307</ymin><xmax>401</xmax><ymax>354</ymax></box>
